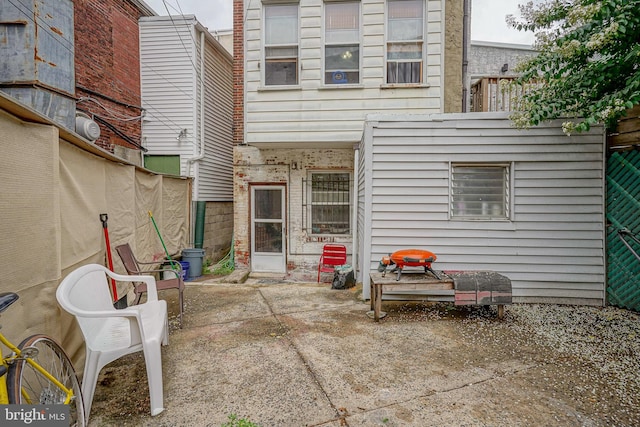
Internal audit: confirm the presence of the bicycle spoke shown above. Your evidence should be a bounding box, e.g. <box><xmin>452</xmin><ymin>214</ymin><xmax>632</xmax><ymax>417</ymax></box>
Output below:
<box><xmin>8</xmin><ymin>335</ymin><xmax>85</xmax><ymax>426</ymax></box>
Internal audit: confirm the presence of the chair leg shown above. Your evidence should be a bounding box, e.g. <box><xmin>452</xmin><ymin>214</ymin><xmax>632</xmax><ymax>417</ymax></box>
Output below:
<box><xmin>178</xmin><ymin>288</ymin><xmax>184</xmax><ymax>328</ymax></box>
<box><xmin>81</xmin><ymin>349</ymin><xmax>102</xmax><ymax>420</ymax></box>
<box><xmin>162</xmin><ymin>315</ymin><xmax>169</xmax><ymax>346</ymax></box>
<box><xmin>143</xmin><ymin>339</ymin><xmax>165</xmax><ymax>416</ymax></box>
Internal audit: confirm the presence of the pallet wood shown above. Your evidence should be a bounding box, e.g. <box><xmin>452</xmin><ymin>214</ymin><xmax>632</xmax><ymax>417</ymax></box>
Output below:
<box><xmin>369</xmin><ymin>270</ymin><xmax>512</xmax><ymax>321</ymax></box>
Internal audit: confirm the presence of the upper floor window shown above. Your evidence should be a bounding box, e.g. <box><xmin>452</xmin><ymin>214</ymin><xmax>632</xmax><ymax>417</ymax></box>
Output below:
<box><xmin>324</xmin><ymin>2</ymin><xmax>360</xmax><ymax>85</ymax></box>
<box><xmin>264</xmin><ymin>4</ymin><xmax>299</xmax><ymax>86</ymax></box>
<box><xmin>451</xmin><ymin>164</ymin><xmax>511</xmax><ymax>220</ymax></box>
<box><xmin>386</xmin><ymin>0</ymin><xmax>424</xmax><ymax>84</ymax></box>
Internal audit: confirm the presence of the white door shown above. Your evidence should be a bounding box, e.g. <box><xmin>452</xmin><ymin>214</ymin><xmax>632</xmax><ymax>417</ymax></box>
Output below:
<box><xmin>251</xmin><ymin>186</ymin><xmax>286</xmax><ymax>272</ymax></box>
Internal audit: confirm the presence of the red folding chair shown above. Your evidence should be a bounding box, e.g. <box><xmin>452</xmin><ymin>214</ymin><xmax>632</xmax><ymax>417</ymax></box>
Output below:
<box><xmin>317</xmin><ymin>244</ymin><xmax>347</xmax><ymax>282</ymax></box>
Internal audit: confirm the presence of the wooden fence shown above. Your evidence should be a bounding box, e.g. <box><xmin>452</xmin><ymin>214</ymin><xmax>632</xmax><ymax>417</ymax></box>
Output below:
<box><xmin>470</xmin><ymin>77</ymin><xmax>523</xmax><ymax>112</ymax></box>
<box><xmin>608</xmin><ymin>105</ymin><xmax>640</xmax><ymax>151</ymax></box>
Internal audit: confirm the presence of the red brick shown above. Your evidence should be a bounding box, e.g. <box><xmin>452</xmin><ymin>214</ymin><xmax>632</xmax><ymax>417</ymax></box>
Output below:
<box><xmin>233</xmin><ymin>0</ymin><xmax>244</xmax><ymax>145</ymax></box>
<box><xmin>74</xmin><ymin>0</ymin><xmax>145</xmax><ymax>152</ymax></box>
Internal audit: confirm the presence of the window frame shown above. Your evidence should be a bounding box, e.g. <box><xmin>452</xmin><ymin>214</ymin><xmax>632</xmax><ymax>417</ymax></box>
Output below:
<box><xmin>323</xmin><ymin>1</ymin><xmax>362</xmax><ymax>86</ymax></box>
<box><xmin>263</xmin><ymin>3</ymin><xmax>300</xmax><ymax>87</ymax></box>
<box><xmin>385</xmin><ymin>0</ymin><xmax>426</xmax><ymax>85</ymax></box>
<box><xmin>449</xmin><ymin>163</ymin><xmax>512</xmax><ymax>221</ymax></box>
<box><xmin>306</xmin><ymin>171</ymin><xmax>353</xmax><ymax>235</ymax></box>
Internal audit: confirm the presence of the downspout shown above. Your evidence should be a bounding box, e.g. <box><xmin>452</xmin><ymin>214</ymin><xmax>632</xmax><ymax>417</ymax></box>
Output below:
<box><xmin>187</xmin><ymin>28</ymin><xmax>206</xmax><ymax>174</ymax></box>
<box><xmin>462</xmin><ymin>0</ymin><xmax>471</xmax><ymax>112</ymax></box>
<box><xmin>187</xmin><ymin>28</ymin><xmax>207</xmax><ymax>247</ymax></box>
<box><xmin>352</xmin><ymin>145</ymin><xmax>359</xmax><ymax>278</ymax></box>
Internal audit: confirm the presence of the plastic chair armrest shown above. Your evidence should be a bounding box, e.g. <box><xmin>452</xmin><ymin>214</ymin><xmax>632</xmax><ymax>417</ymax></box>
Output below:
<box><xmin>104</xmin><ymin>270</ymin><xmax>160</xmax><ymax>301</ymax></box>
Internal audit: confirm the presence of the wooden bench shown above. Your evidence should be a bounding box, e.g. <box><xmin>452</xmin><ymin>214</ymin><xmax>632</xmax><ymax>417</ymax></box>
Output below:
<box><xmin>369</xmin><ymin>270</ymin><xmax>512</xmax><ymax>321</ymax></box>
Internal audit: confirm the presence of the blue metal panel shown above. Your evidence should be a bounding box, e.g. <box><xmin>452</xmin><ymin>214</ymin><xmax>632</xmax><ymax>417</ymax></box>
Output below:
<box><xmin>0</xmin><ymin>0</ymin><xmax>75</xmax><ymax>128</ymax></box>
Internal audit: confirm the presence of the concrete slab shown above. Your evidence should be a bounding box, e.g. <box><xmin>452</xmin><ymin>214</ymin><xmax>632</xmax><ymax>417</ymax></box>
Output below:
<box><xmin>86</xmin><ymin>282</ymin><xmax>639</xmax><ymax>427</ymax></box>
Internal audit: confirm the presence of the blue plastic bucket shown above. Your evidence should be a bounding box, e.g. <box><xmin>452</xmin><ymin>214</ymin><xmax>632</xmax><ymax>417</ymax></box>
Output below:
<box><xmin>179</xmin><ymin>261</ymin><xmax>190</xmax><ymax>280</ymax></box>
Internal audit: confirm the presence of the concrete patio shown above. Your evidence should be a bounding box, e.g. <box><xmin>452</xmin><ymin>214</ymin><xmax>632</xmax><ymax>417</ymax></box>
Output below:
<box><xmin>86</xmin><ymin>274</ymin><xmax>639</xmax><ymax>427</ymax></box>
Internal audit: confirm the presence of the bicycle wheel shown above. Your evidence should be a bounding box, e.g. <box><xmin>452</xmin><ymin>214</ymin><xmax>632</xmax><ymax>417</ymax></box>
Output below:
<box><xmin>7</xmin><ymin>334</ymin><xmax>86</xmax><ymax>427</ymax></box>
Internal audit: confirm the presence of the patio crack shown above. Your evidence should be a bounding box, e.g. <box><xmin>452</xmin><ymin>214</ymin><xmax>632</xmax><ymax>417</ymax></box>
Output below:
<box><xmin>329</xmin><ymin>364</ymin><xmax>537</xmax><ymax>426</ymax></box>
<box><xmin>258</xmin><ymin>288</ymin><xmax>349</xmax><ymax>426</ymax></box>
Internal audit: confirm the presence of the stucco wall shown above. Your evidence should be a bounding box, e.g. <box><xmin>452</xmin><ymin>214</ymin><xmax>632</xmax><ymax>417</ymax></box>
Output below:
<box><xmin>468</xmin><ymin>41</ymin><xmax>537</xmax><ymax>79</ymax></box>
<box><xmin>444</xmin><ymin>0</ymin><xmax>464</xmax><ymax>113</ymax></box>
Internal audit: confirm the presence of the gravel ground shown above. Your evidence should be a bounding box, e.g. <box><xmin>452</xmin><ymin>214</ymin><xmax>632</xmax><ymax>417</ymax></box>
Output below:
<box><xmin>506</xmin><ymin>304</ymin><xmax>640</xmax><ymax>420</ymax></box>
<box><xmin>388</xmin><ymin>301</ymin><xmax>640</xmax><ymax>426</ymax></box>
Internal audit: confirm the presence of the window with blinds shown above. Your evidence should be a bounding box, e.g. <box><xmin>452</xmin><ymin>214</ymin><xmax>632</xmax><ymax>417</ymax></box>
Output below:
<box><xmin>451</xmin><ymin>164</ymin><xmax>510</xmax><ymax>220</ymax></box>
<box><xmin>386</xmin><ymin>0</ymin><xmax>424</xmax><ymax>84</ymax></box>
<box><xmin>324</xmin><ymin>2</ymin><xmax>360</xmax><ymax>85</ymax></box>
<box><xmin>265</xmin><ymin>4</ymin><xmax>299</xmax><ymax>86</ymax></box>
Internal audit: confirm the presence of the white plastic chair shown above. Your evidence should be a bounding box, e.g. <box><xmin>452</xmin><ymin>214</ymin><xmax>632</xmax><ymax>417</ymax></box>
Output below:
<box><xmin>56</xmin><ymin>264</ymin><xmax>169</xmax><ymax>419</ymax></box>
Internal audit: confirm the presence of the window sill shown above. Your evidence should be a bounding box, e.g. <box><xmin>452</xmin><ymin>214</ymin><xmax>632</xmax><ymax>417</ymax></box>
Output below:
<box><xmin>451</xmin><ymin>217</ymin><xmax>511</xmax><ymax>221</ymax></box>
<box><xmin>380</xmin><ymin>83</ymin><xmax>431</xmax><ymax>89</ymax></box>
<box><xmin>257</xmin><ymin>85</ymin><xmax>302</xmax><ymax>92</ymax></box>
<box><xmin>318</xmin><ymin>84</ymin><xmax>364</xmax><ymax>90</ymax></box>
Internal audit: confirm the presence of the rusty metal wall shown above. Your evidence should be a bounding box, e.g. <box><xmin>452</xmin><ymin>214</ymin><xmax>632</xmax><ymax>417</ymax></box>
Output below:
<box><xmin>0</xmin><ymin>0</ymin><xmax>75</xmax><ymax>129</ymax></box>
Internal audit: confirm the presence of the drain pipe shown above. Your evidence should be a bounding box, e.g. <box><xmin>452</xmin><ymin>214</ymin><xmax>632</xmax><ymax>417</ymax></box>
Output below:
<box><xmin>187</xmin><ymin>27</ymin><xmax>206</xmax><ymax>175</ymax></box>
<box><xmin>462</xmin><ymin>0</ymin><xmax>471</xmax><ymax>112</ymax></box>
<box><xmin>188</xmin><ymin>27</ymin><xmax>207</xmax><ymax>246</ymax></box>
<box><xmin>195</xmin><ymin>201</ymin><xmax>206</xmax><ymax>248</ymax></box>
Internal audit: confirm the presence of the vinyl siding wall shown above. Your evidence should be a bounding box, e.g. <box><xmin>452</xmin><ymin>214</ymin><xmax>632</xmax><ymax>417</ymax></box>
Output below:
<box><xmin>140</xmin><ymin>17</ymin><xmax>198</xmax><ymax>165</ymax></box>
<box><xmin>140</xmin><ymin>16</ymin><xmax>233</xmax><ymax>201</ymax></box>
<box><xmin>358</xmin><ymin>113</ymin><xmax>606</xmax><ymax>305</ymax></box>
<box><xmin>244</xmin><ymin>0</ymin><xmax>445</xmax><ymax>147</ymax></box>
<box><xmin>199</xmin><ymin>28</ymin><xmax>234</xmax><ymax>201</ymax></box>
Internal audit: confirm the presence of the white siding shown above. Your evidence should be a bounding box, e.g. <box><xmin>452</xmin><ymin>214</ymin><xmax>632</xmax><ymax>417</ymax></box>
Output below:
<box><xmin>359</xmin><ymin>113</ymin><xmax>606</xmax><ymax>305</ymax></box>
<box><xmin>140</xmin><ymin>17</ymin><xmax>198</xmax><ymax>163</ymax></box>
<box><xmin>245</xmin><ymin>0</ymin><xmax>445</xmax><ymax>147</ymax></box>
<box><xmin>140</xmin><ymin>16</ymin><xmax>233</xmax><ymax>201</ymax></box>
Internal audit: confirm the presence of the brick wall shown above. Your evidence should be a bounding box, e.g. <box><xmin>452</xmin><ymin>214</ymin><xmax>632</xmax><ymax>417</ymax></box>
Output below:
<box><xmin>74</xmin><ymin>0</ymin><xmax>146</xmax><ymax>152</ymax></box>
<box><xmin>233</xmin><ymin>146</ymin><xmax>354</xmax><ymax>279</ymax></box>
<box><xmin>233</xmin><ymin>0</ymin><xmax>244</xmax><ymax>145</ymax></box>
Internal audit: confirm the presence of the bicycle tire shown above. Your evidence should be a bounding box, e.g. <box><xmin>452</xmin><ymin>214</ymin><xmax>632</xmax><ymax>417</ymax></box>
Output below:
<box><xmin>7</xmin><ymin>334</ymin><xmax>86</xmax><ymax>427</ymax></box>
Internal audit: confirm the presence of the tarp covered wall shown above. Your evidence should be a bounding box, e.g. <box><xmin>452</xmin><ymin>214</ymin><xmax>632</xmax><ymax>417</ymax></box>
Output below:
<box><xmin>0</xmin><ymin>107</ymin><xmax>190</xmax><ymax>367</ymax></box>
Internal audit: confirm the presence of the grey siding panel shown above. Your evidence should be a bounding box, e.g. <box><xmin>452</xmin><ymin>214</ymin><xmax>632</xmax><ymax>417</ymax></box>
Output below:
<box><xmin>358</xmin><ymin>115</ymin><xmax>606</xmax><ymax>305</ymax></box>
<box><xmin>198</xmin><ymin>32</ymin><xmax>233</xmax><ymax>201</ymax></box>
